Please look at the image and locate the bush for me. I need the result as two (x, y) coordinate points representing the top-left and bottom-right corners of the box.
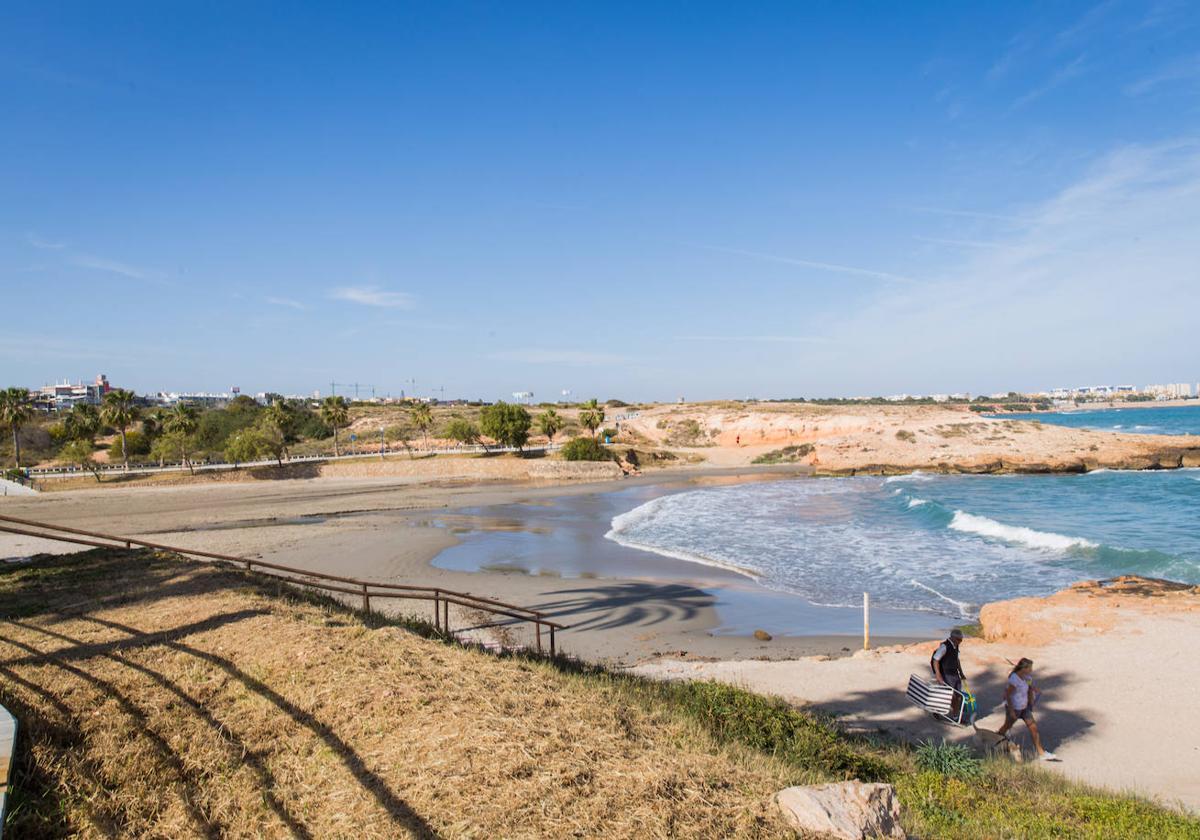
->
(108, 430), (151, 460)
(895, 430), (917, 443)
(480, 401), (531, 449)
(195, 407), (258, 451)
(561, 436), (612, 462)
(915, 739), (983, 780)
(293, 409), (331, 440)
(751, 444), (813, 465)
(444, 418), (480, 446)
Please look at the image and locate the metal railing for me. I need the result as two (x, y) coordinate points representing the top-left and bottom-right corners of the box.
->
(0, 514), (565, 656)
(24, 442), (564, 478)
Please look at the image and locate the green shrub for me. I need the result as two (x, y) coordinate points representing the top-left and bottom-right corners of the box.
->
(108, 430), (150, 459)
(915, 739), (983, 780)
(561, 436), (612, 461)
(480, 401), (531, 449)
(895, 429), (917, 443)
(195, 407), (258, 451)
(444, 418), (480, 446)
(751, 443), (813, 465)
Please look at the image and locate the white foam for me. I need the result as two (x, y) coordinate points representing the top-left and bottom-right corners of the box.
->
(885, 470), (933, 483)
(909, 579), (975, 619)
(948, 510), (1097, 552)
(907, 497), (929, 508)
(605, 495), (763, 581)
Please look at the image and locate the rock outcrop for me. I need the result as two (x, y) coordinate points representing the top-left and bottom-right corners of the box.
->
(775, 781), (905, 839)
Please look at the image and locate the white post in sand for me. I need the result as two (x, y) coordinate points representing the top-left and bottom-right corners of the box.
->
(863, 592), (870, 650)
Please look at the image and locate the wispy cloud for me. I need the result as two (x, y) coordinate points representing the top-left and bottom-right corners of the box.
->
(488, 349), (630, 366)
(906, 206), (1034, 226)
(1054, 0), (1118, 49)
(71, 254), (168, 283)
(912, 235), (1009, 250)
(330, 285), (415, 308)
(701, 245), (915, 283)
(26, 233), (66, 250)
(1124, 53), (1200, 97)
(674, 335), (827, 344)
(1011, 53), (1089, 110)
(265, 296), (306, 310)
(988, 29), (1038, 81)
(828, 139), (1200, 391)
(0, 333), (149, 365)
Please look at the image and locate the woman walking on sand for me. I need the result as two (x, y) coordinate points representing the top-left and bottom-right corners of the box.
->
(997, 658), (1059, 761)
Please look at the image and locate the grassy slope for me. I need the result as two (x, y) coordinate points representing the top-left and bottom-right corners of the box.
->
(0, 551), (1196, 839)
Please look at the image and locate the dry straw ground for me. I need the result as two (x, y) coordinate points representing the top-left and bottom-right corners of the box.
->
(0, 550), (796, 838)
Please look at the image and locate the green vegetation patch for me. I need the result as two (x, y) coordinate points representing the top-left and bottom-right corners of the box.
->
(751, 444), (814, 464)
(560, 436), (613, 461)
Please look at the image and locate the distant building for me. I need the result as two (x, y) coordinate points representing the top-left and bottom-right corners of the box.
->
(33, 374), (111, 411)
(1144, 383), (1192, 399)
(154, 391), (235, 407)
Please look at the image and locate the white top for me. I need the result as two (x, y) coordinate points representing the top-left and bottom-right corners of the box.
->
(932, 642), (949, 661)
(1008, 673), (1031, 710)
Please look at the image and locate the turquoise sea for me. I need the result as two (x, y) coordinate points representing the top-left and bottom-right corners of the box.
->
(997, 404), (1200, 435)
(607, 470), (1200, 620)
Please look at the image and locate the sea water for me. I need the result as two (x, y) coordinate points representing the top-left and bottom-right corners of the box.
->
(606, 471), (1200, 620)
(997, 404), (1200, 435)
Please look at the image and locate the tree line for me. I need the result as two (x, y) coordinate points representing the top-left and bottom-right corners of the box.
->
(0, 388), (614, 477)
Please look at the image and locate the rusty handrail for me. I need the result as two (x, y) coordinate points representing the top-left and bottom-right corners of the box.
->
(0, 514), (564, 656)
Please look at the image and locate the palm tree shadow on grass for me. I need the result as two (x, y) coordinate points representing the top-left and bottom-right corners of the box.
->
(0, 552), (442, 839)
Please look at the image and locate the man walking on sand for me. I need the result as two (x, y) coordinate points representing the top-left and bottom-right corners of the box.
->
(931, 629), (966, 718)
(931, 629), (965, 692)
(997, 657), (1058, 761)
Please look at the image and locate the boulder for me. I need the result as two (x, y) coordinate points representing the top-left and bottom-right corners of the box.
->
(775, 781), (905, 839)
(753, 629), (772, 641)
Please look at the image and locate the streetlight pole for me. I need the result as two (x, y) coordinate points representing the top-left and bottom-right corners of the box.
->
(379, 427), (385, 459)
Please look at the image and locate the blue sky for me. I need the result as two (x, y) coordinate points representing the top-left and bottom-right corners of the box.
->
(3, 2), (1199, 401)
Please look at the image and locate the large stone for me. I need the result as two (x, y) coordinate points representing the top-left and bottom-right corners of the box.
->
(775, 781), (905, 839)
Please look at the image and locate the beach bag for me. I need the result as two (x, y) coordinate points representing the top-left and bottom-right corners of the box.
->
(961, 685), (978, 725)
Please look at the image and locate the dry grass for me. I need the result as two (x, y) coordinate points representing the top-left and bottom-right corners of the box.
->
(0, 550), (795, 839)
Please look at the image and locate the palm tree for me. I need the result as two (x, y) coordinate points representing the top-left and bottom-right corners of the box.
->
(64, 403), (101, 442)
(0, 388), (33, 469)
(411, 403), (434, 449)
(320, 396), (350, 457)
(141, 406), (166, 438)
(537, 408), (562, 444)
(101, 389), (140, 470)
(264, 400), (297, 460)
(163, 403), (200, 472)
(578, 398), (605, 439)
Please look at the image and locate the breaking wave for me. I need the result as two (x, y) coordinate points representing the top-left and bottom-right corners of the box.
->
(947, 511), (1098, 552)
